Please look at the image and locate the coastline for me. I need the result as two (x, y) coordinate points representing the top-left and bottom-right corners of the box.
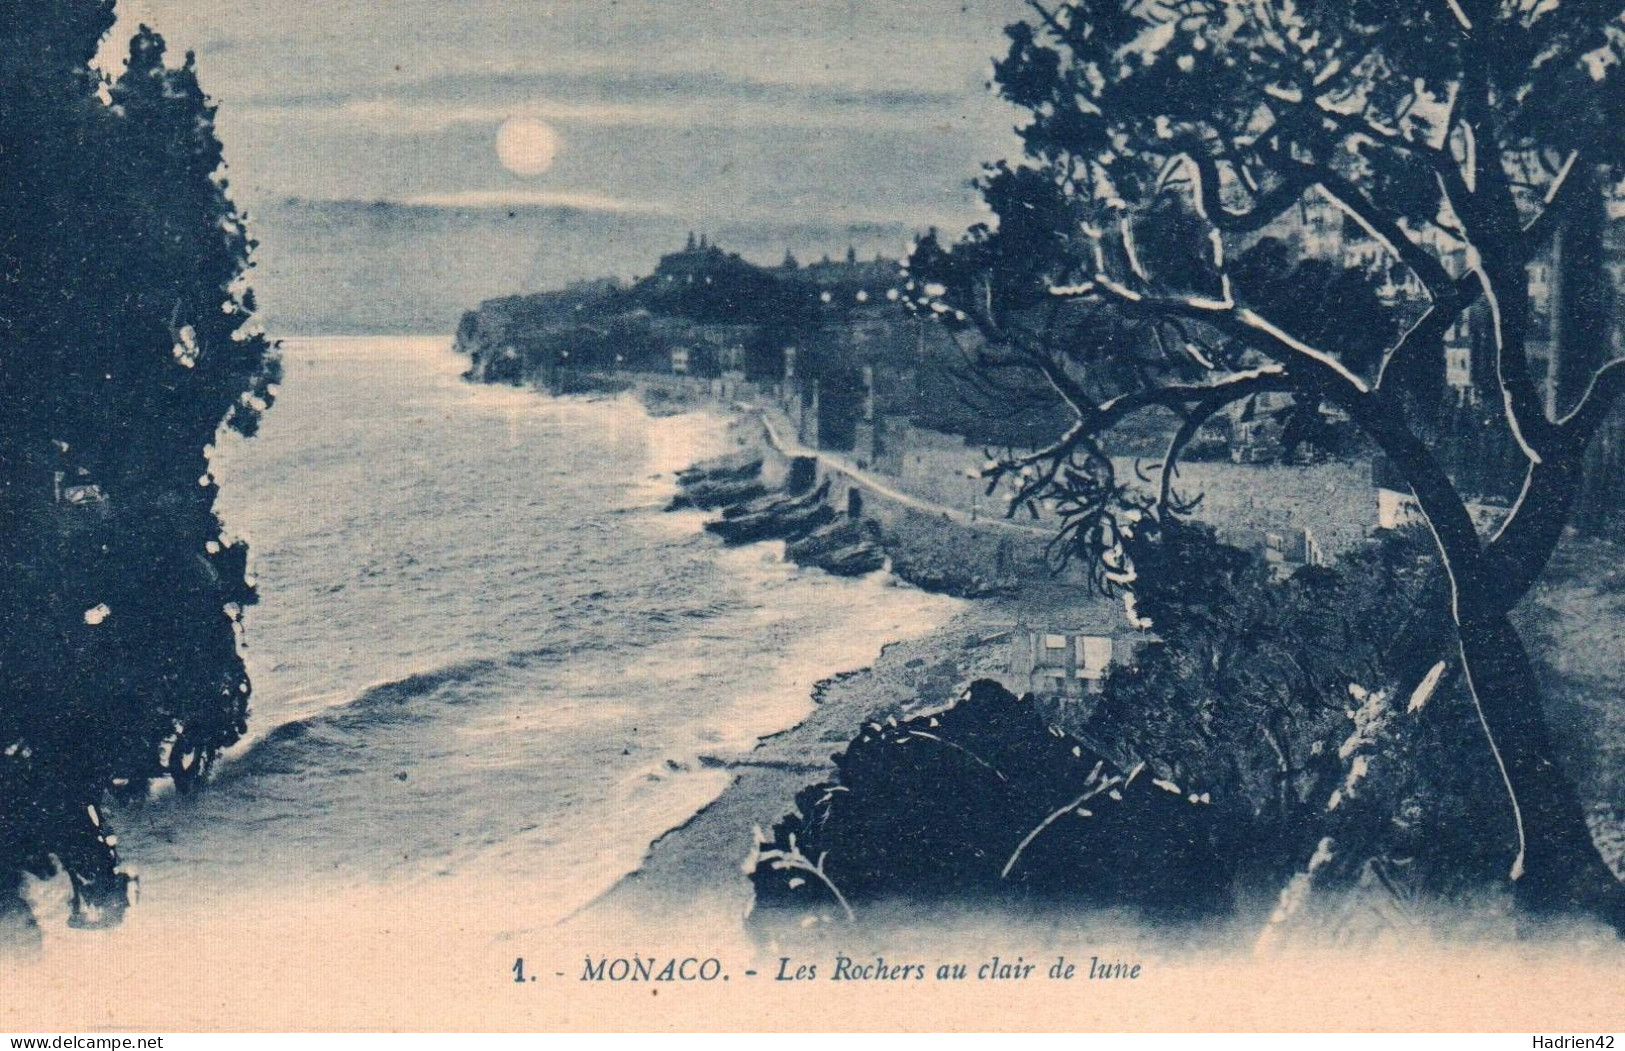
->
(579, 603), (1012, 928)
(579, 385), (1073, 930)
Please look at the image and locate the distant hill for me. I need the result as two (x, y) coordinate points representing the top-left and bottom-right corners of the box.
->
(243, 197), (922, 337)
(454, 232), (1077, 450)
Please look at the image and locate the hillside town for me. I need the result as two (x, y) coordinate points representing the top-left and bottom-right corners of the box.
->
(455, 182), (1625, 607)
(456, 189), (1625, 708)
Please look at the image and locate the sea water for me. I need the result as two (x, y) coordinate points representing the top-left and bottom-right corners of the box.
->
(25, 335), (960, 946)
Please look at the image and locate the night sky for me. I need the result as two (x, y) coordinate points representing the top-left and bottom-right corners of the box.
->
(110, 1), (1031, 332)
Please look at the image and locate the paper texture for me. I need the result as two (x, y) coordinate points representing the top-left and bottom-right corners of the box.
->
(2, 0), (1622, 1033)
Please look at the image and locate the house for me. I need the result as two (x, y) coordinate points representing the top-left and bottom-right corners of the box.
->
(1444, 310), (1474, 397)
(53, 470), (106, 506)
(1261, 527), (1325, 580)
(1008, 606), (1141, 702)
(1225, 390), (1292, 462)
(695, 323), (754, 373)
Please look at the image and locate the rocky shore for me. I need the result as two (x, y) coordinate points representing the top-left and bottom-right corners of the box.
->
(579, 603), (1016, 928)
(580, 408), (1093, 931)
(659, 414), (1043, 597)
(581, 395), (1625, 946)
(670, 453), (888, 579)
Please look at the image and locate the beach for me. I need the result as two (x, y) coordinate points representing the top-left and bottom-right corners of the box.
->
(577, 397), (1127, 933)
(586, 604), (1006, 927)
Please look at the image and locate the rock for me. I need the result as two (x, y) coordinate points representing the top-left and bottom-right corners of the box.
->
(676, 455), (762, 487)
(887, 548), (1015, 597)
(668, 477), (768, 512)
(706, 482), (834, 544)
(721, 485), (820, 520)
(707, 500), (835, 545)
(748, 680), (1235, 927)
(784, 519), (875, 561)
(809, 542), (886, 577)
(668, 455), (767, 510)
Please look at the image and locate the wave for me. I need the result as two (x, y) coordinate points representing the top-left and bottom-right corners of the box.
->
(217, 641), (581, 783)
(70, 336), (966, 957)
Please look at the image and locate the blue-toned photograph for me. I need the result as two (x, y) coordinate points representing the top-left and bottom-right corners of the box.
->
(1, 0), (1622, 1035)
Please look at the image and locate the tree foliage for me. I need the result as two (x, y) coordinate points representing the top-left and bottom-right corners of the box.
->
(0, 5), (278, 938)
(1088, 524), (1513, 901)
(910, 0), (1625, 929)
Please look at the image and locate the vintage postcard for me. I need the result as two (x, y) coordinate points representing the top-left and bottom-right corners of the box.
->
(2, 0), (1623, 1036)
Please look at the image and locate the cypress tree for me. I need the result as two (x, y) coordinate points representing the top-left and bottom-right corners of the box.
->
(0, 5), (277, 943)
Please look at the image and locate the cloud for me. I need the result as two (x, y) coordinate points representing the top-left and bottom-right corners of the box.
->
(397, 189), (672, 214)
(341, 96), (690, 132)
(231, 67), (994, 135)
(273, 192), (975, 234)
(385, 68), (965, 111)
(236, 95), (992, 137)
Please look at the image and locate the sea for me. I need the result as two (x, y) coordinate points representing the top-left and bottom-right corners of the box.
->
(24, 334), (960, 957)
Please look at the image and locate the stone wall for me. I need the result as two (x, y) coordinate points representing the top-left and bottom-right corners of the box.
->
(748, 414), (1071, 593)
(869, 422), (1384, 563)
(1138, 457), (1381, 560)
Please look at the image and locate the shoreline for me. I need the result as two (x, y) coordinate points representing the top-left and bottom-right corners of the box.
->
(576, 545), (1625, 945)
(548, 380), (1625, 939)
(580, 387), (1072, 929)
(577, 603), (1013, 929)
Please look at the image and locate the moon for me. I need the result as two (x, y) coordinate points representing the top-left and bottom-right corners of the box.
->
(496, 117), (559, 176)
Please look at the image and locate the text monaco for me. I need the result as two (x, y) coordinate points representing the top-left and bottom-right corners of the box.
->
(580, 956), (726, 982)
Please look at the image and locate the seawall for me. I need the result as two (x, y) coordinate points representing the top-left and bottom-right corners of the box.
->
(726, 407), (1080, 598)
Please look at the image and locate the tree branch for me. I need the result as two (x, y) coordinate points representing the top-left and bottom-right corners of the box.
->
(1559, 357), (1625, 441)
(1156, 381), (1292, 517)
(1314, 99), (1477, 224)
(1454, 50), (1559, 461)
(1345, 393), (1489, 611)
(1314, 166), (1460, 306)
(1441, 0), (1475, 32)
(1516, 149), (1583, 262)
(992, 367), (1294, 478)
(1178, 148), (1311, 234)
(954, 293), (1099, 421)
(1058, 277), (1373, 407)
(1175, 114), (1470, 392)
(1477, 453), (1585, 615)
(1376, 272), (1481, 390)
(1477, 358), (1625, 612)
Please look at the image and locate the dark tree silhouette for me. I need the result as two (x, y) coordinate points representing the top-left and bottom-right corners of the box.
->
(0, 5), (277, 940)
(911, 0), (1625, 930)
(1086, 523), (1517, 910)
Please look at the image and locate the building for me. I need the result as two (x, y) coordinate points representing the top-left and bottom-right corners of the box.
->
(1022, 630), (1115, 694)
(695, 323), (754, 373)
(1008, 605), (1146, 713)
(1203, 525), (1329, 580)
(800, 246), (901, 295)
(53, 470), (106, 506)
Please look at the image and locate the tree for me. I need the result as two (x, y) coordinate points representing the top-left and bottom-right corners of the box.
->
(910, 0), (1625, 930)
(0, 6), (277, 940)
(1086, 523), (1513, 907)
